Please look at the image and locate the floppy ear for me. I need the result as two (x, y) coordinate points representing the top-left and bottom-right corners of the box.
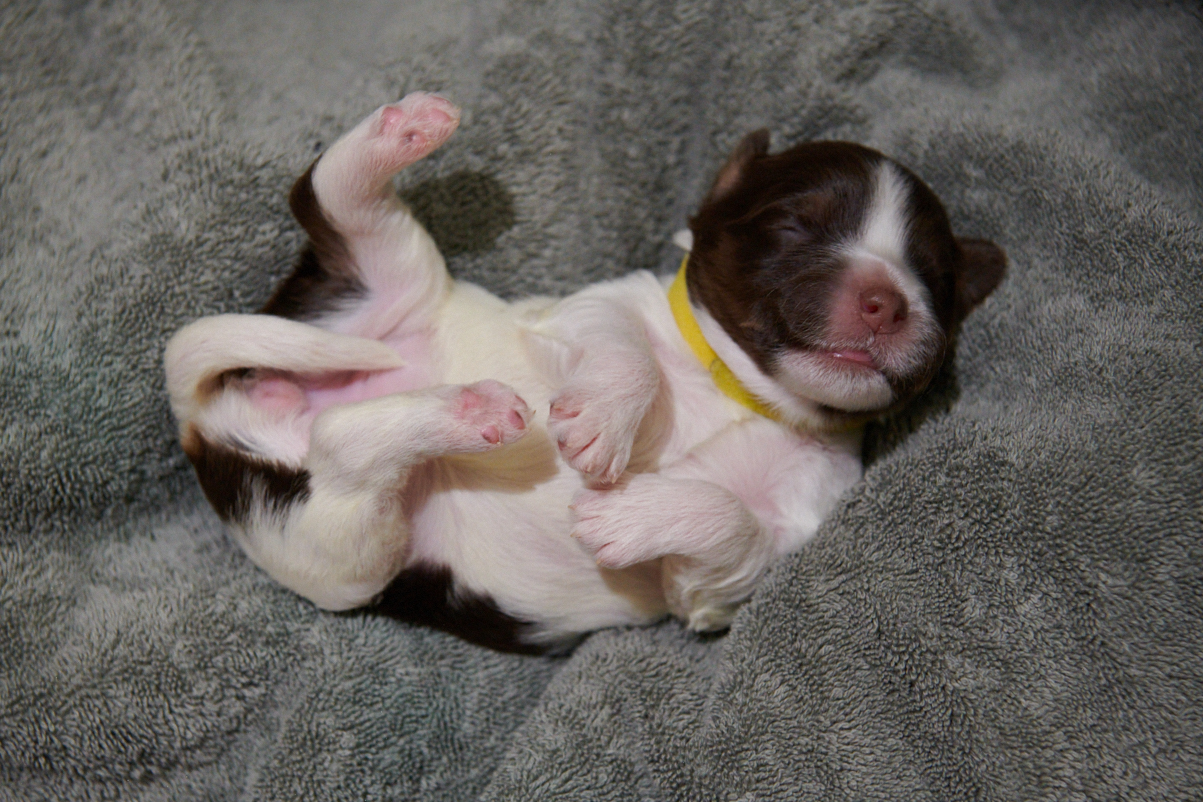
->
(703, 129), (770, 205)
(954, 237), (1007, 321)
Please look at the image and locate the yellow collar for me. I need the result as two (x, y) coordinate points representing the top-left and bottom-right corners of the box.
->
(668, 255), (784, 423)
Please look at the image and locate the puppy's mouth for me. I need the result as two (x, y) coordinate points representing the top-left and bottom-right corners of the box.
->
(773, 348), (894, 412)
(823, 349), (878, 372)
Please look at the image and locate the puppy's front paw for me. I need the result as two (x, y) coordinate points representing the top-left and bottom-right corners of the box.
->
(553, 370), (659, 483)
(448, 380), (532, 450)
(569, 477), (675, 568)
(550, 389), (635, 483)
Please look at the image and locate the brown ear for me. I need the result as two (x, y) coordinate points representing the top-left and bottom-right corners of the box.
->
(954, 237), (1007, 320)
(703, 129), (770, 205)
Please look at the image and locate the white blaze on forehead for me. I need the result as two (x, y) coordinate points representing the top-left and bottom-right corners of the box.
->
(842, 161), (931, 314)
(858, 161), (909, 263)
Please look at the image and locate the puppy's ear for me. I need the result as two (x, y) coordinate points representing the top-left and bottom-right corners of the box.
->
(953, 237), (1007, 320)
(704, 129), (770, 205)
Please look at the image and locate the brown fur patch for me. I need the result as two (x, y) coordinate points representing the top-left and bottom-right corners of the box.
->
(261, 160), (367, 321)
(372, 564), (553, 655)
(182, 425), (310, 523)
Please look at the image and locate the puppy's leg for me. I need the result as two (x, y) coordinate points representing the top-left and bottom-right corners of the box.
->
(540, 294), (662, 483)
(231, 380), (532, 611)
(572, 420), (861, 630)
(572, 473), (772, 630)
(269, 92), (462, 336)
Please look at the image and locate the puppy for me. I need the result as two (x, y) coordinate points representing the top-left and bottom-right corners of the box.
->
(165, 92), (1005, 653)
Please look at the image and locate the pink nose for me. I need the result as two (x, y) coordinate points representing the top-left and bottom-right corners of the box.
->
(860, 288), (907, 334)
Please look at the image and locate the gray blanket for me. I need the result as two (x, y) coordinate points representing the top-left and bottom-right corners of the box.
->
(2, 0), (1200, 798)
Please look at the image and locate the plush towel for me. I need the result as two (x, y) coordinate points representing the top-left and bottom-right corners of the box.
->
(2, 0), (1200, 798)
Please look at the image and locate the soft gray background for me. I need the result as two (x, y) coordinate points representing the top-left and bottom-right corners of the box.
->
(1, 0), (1200, 799)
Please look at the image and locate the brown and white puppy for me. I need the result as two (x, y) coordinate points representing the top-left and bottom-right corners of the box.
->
(164, 93), (1005, 653)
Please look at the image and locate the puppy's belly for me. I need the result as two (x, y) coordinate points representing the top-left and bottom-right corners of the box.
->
(241, 281), (672, 634)
(406, 454), (668, 635)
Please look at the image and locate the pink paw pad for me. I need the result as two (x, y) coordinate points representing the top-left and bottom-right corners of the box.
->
(452, 380), (531, 448)
(375, 92), (461, 163)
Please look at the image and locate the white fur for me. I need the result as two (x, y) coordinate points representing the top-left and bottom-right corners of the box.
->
(164, 94), (872, 643)
(855, 162), (910, 267)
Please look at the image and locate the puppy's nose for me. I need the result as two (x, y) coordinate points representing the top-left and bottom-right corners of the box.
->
(860, 288), (907, 334)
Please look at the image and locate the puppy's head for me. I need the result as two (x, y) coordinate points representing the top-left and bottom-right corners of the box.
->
(686, 132), (1006, 431)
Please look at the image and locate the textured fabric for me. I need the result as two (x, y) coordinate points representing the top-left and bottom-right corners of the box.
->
(1, 0), (1200, 799)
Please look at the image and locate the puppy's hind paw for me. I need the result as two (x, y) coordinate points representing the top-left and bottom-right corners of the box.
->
(371, 92), (461, 169)
(450, 380), (532, 450)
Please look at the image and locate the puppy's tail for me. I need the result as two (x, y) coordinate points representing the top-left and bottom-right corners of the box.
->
(164, 314), (405, 422)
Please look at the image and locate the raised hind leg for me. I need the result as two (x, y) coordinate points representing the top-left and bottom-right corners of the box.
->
(265, 91), (462, 339)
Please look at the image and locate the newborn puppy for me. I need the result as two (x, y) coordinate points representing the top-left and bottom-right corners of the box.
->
(164, 92), (1005, 653)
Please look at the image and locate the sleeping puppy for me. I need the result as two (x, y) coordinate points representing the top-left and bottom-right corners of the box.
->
(164, 92), (1005, 653)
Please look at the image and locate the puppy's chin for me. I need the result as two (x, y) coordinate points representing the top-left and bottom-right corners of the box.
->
(773, 350), (894, 413)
